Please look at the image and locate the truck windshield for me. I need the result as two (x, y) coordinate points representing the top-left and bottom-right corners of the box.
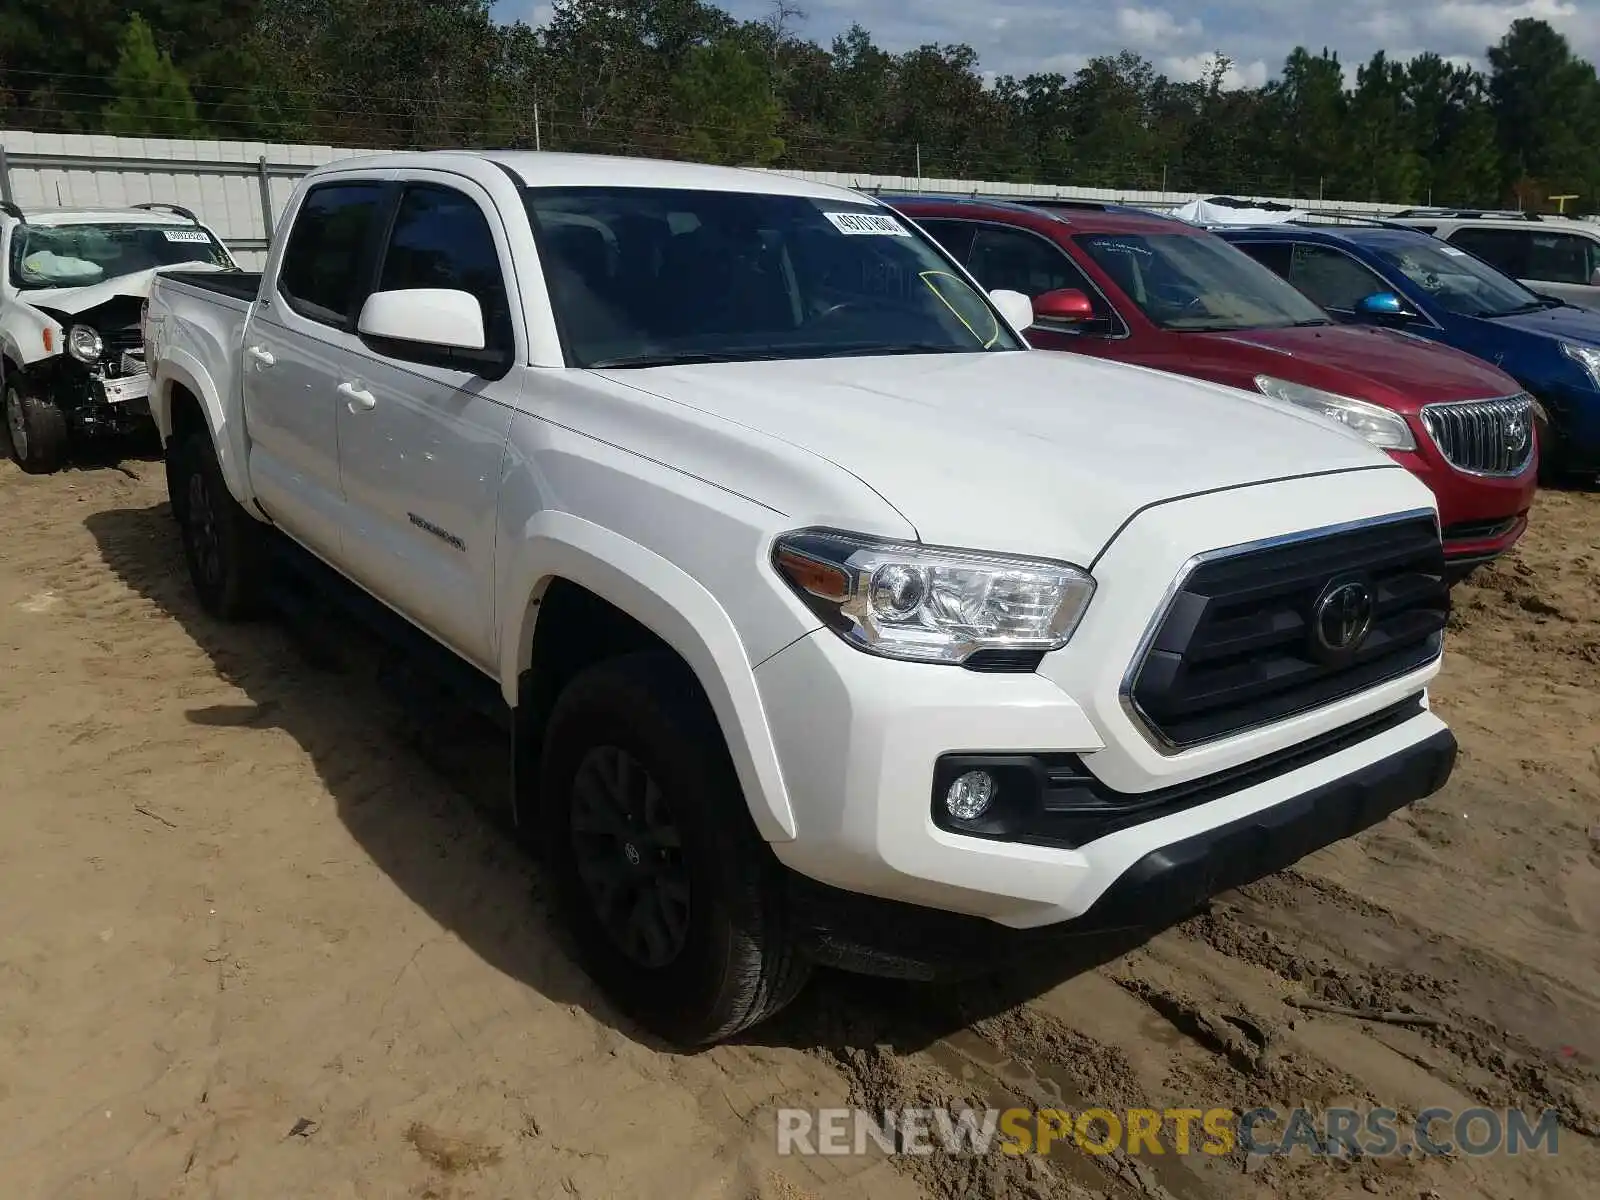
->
(1076, 232), (1333, 331)
(8, 222), (233, 291)
(1367, 240), (1549, 318)
(523, 187), (1024, 367)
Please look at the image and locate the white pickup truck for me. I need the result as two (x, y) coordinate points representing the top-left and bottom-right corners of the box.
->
(144, 151), (1458, 1045)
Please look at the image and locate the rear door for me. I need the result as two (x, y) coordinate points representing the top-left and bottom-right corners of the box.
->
(332, 176), (520, 673)
(243, 178), (389, 562)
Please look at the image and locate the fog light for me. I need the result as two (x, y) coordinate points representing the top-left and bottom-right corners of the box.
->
(945, 770), (996, 820)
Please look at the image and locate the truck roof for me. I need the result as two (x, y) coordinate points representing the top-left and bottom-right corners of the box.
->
(307, 149), (868, 202)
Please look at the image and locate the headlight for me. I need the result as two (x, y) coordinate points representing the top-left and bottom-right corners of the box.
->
(1254, 375), (1416, 451)
(1561, 342), (1600, 389)
(772, 529), (1095, 665)
(67, 325), (103, 364)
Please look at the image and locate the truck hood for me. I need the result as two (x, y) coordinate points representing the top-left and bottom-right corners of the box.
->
(599, 350), (1395, 563)
(1195, 323), (1520, 410)
(20, 262), (229, 317)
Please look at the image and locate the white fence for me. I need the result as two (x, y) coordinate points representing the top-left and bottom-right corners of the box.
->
(0, 129), (1402, 269)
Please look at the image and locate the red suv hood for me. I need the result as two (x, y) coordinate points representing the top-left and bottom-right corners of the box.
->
(1192, 324), (1519, 413)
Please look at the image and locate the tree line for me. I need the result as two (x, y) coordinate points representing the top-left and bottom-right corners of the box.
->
(2, 0), (1598, 212)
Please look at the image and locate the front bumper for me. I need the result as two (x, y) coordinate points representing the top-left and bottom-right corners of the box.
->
(1386, 446), (1534, 565)
(785, 720), (1455, 978)
(756, 626), (1448, 933)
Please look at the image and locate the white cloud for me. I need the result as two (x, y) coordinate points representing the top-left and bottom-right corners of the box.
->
(1163, 53), (1270, 89)
(1116, 7), (1205, 48)
(500, 0), (1600, 81)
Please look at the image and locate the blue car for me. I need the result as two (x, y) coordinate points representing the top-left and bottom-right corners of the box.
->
(1217, 223), (1600, 481)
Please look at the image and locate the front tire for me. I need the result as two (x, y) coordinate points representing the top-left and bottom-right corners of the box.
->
(4, 374), (69, 474)
(169, 430), (265, 619)
(538, 653), (810, 1046)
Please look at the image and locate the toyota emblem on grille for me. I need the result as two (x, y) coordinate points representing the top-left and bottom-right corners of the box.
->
(1311, 578), (1375, 660)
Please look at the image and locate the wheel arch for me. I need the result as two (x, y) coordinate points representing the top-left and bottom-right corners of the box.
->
(152, 352), (253, 507)
(501, 511), (798, 843)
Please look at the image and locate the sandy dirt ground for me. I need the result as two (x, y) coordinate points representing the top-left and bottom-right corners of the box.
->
(1, 448), (1597, 1200)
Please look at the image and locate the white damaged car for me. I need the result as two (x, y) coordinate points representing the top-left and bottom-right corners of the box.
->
(0, 201), (237, 473)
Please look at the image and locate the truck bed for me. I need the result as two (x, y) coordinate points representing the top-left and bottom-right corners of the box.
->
(160, 269), (263, 303)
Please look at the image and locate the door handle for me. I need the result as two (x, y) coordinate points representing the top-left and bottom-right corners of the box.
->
(338, 380), (376, 411)
(246, 345), (276, 367)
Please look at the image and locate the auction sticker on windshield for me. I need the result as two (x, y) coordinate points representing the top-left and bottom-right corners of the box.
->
(162, 229), (211, 243)
(824, 211), (911, 237)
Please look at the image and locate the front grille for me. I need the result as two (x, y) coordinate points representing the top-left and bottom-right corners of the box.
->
(98, 327), (146, 379)
(1125, 515), (1448, 750)
(1420, 394), (1535, 476)
(100, 326), (143, 357)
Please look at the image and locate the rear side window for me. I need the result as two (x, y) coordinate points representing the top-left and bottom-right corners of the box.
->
(278, 182), (387, 326)
(1526, 231), (1599, 285)
(377, 184), (513, 352)
(1447, 227), (1531, 278)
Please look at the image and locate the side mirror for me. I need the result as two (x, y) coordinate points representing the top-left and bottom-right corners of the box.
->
(989, 288), (1035, 334)
(359, 288), (486, 351)
(1588, 267), (1600, 288)
(1031, 288), (1096, 325)
(1354, 291), (1417, 321)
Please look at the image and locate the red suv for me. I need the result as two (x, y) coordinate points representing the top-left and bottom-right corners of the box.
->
(890, 196), (1539, 579)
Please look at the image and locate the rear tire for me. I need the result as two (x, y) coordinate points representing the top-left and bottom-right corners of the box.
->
(538, 652), (810, 1046)
(169, 430), (265, 620)
(4, 374), (69, 475)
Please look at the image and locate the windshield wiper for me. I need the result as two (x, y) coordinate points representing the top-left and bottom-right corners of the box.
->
(1289, 318), (1334, 327)
(1492, 297), (1565, 317)
(586, 351), (784, 368)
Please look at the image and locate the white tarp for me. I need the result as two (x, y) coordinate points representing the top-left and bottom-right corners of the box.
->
(1170, 198), (1307, 226)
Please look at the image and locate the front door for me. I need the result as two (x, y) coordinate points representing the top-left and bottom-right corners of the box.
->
(333, 178), (520, 673)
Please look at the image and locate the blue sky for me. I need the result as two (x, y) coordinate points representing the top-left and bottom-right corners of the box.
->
(504, 1), (1600, 89)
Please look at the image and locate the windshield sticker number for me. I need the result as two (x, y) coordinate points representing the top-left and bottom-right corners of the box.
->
(824, 211), (911, 237)
(162, 229), (210, 243)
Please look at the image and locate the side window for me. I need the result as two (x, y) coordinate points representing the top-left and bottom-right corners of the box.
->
(1524, 232), (1598, 285)
(1229, 240), (1292, 278)
(914, 219), (976, 264)
(277, 182), (387, 327)
(1447, 228), (1530, 278)
(1286, 243), (1391, 311)
(377, 184), (513, 353)
(966, 226), (1116, 330)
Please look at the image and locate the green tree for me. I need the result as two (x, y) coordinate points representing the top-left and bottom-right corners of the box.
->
(1488, 18), (1600, 205)
(1403, 53), (1500, 206)
(1347, 52), (1424, 202)
(103, 13), (207, 136)
(671, 39), (783, 164)
(1260, 47), (1348, 198)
